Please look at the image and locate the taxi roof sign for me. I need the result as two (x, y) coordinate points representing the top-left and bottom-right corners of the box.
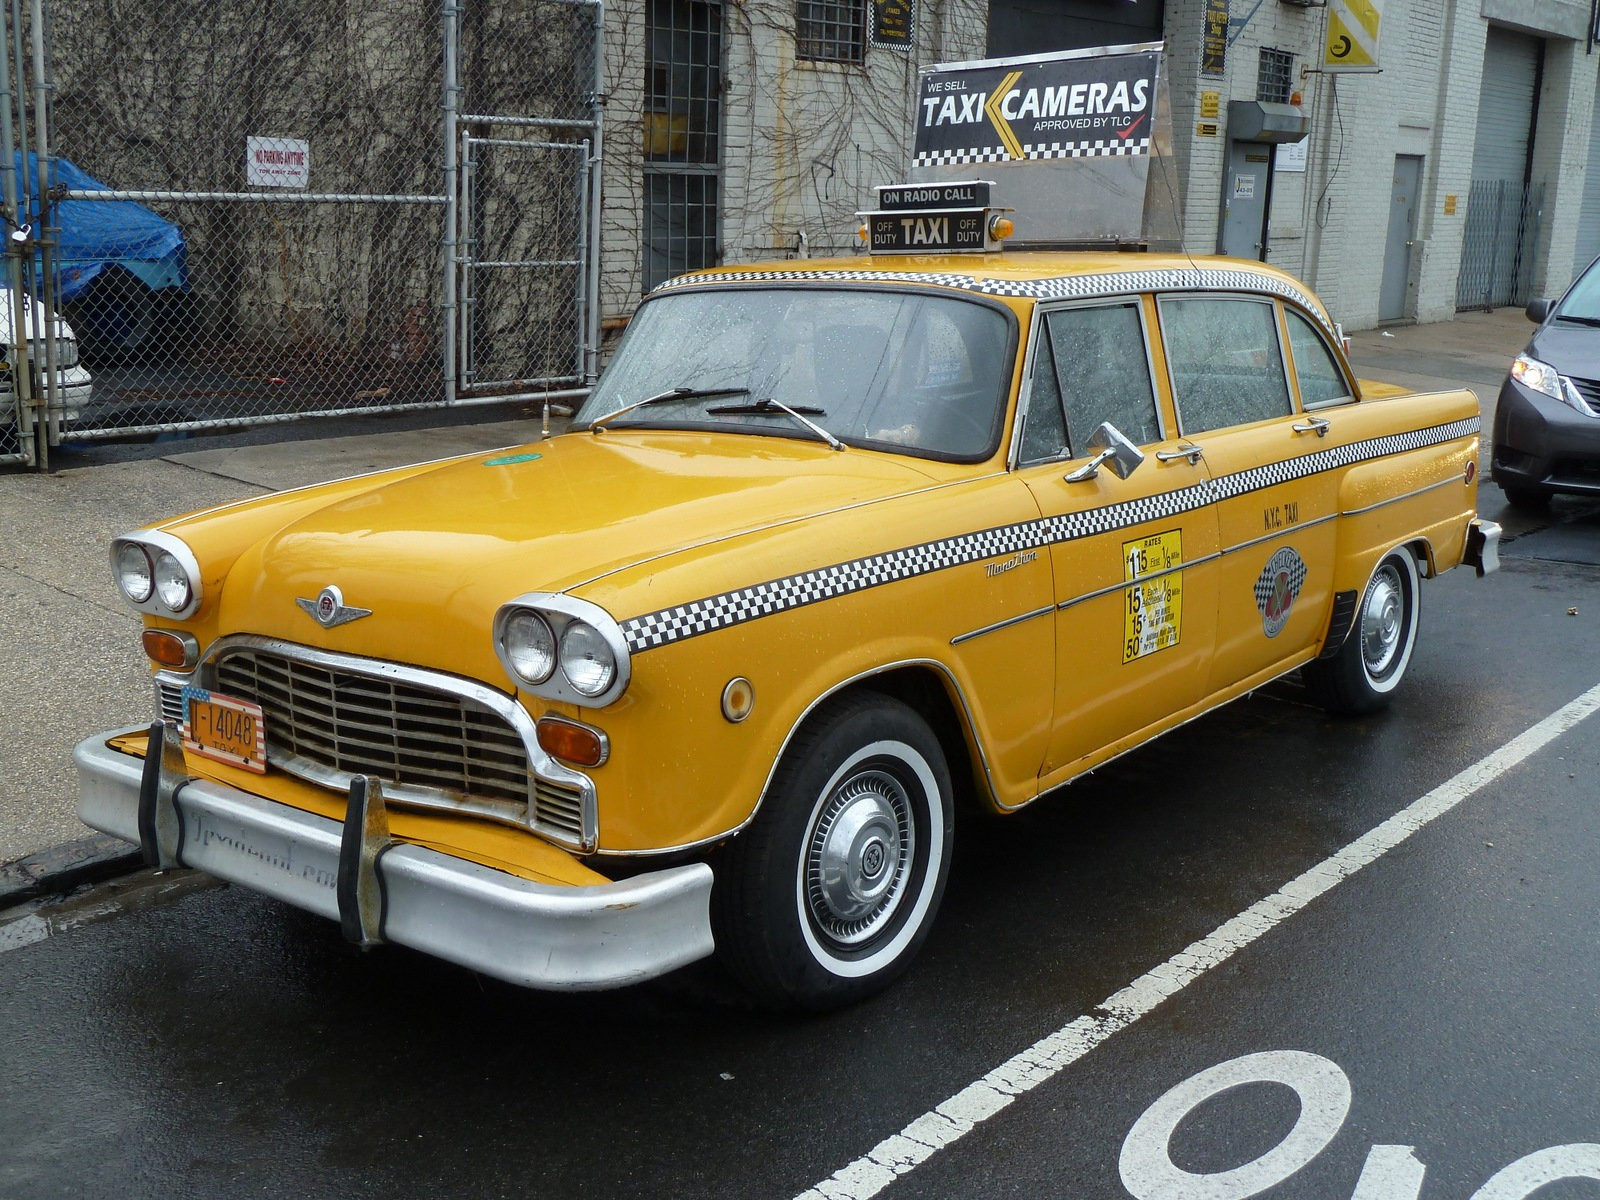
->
(859, 181), (1010, 254)
(876, 181), (993, 210)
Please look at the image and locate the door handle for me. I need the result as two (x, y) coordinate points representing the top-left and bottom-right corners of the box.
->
(1292, 416), (1331, 437)
(1155, 441), (1204, 464)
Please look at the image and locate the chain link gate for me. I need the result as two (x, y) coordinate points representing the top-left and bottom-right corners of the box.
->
(0, 0), (601, 468)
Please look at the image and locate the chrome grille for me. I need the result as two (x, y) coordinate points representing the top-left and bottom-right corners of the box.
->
(1567, 375), (1600, 415)
(218, 653), (530, 802)
(155, 641), (595, 849)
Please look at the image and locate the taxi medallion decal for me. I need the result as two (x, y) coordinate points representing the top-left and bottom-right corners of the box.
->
(296, 585), (374, 629)
(1256, 547), (1307, 638)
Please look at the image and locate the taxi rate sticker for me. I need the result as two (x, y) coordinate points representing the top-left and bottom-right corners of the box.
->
(1123, 530), (1183, 664)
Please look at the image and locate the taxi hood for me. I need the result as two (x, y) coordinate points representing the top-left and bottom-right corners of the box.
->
(174, 431), (952, 669)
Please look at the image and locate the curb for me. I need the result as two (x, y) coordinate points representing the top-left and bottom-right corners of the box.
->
(0, 834), (145, 908)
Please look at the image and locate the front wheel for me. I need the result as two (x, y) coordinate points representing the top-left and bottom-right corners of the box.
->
(712, 693), (954, 1010)
(1303, 548), (1422, 715)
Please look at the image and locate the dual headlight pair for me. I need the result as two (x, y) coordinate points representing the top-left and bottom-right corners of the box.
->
(493, 594), (631, 708)
(111, 532), (201, 619)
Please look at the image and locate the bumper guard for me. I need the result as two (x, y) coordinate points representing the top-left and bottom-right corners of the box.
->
(75, 723), (715, 990)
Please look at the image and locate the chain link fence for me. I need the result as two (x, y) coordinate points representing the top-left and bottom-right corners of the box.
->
(1, 0), (602, 466)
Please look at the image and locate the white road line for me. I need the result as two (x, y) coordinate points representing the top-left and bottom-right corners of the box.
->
(797, 683), (1600, 1200)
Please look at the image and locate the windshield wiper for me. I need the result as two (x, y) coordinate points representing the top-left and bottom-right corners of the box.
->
(587, 386), (751, 432)
(706, 396), (844, 451)
(1554, 314), (1600, 327)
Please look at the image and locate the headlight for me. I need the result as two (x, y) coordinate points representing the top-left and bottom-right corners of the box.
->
(493, 595), (631, 707)
(109, 532), (201, 618)
(1510, 353), (1595, 414)
(559, 620), (616, 697)
(153, 552), (192, 612)
(115, 542), (154, 604)
(501, 610), (557, 684)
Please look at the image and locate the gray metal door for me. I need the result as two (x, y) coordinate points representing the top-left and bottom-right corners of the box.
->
(1219, 141), (1271, 260)
(1380, 155), (1422, 322)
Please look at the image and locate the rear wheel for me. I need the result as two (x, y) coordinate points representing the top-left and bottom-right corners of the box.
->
(712, 692), (953, 1010)
(1304, 549), (1421, 715)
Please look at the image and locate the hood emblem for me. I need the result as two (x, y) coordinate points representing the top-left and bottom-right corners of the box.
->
(296, 585), (373, 629)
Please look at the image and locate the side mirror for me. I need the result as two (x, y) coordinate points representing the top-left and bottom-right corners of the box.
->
(1064, 421), (1145, 484)
(1525, 298), (1554, 324)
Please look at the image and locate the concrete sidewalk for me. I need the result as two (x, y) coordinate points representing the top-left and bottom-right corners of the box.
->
(0, 308), (1538, 901)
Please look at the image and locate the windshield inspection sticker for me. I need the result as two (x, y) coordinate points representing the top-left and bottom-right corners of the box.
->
(1255, 546), (1307, 638)
(1123, 530), (1183, 663)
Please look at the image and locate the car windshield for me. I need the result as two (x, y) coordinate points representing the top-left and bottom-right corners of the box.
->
(578, 286), (1013, 459)
(1557, 259), (1600, 322)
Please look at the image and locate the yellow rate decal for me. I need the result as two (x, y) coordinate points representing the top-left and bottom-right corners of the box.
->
(1123, 530), (1183, 664)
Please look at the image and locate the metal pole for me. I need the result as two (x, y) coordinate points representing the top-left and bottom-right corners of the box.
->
(586, 0), (605, 385)
(29, 0), (56, 465)
(8, 0), (36, 467)
(441, 0), (460, 407)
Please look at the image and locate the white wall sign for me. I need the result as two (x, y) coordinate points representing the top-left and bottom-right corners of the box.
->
(1276, 139), (1308, 173)
(247, 136), (310, 188)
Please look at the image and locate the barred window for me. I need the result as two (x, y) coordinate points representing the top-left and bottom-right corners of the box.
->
(644, 0), (722, 291)
(797, 0), (864, 63)
(1257, 48), (1294, 104)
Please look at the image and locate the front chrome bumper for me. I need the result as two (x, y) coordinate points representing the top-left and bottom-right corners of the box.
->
(74, 725), (715, 990)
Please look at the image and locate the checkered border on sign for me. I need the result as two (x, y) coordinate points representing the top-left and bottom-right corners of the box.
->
(619, 417), (1481, 653)
(912, 139), (1150, 167)
(651, 266), (1333, 339)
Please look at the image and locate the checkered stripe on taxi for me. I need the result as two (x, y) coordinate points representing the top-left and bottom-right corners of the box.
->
(619, 416), (1481, 653)
(653, 266), (1328, 334)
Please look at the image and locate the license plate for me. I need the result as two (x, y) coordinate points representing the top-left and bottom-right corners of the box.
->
(181, 687), (267, 774)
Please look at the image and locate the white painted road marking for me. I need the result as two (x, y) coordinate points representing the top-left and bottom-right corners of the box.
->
(796, 683), (1600, 1200)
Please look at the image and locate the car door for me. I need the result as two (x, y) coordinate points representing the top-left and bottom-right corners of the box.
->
(1154, 293), (1357, 696)
(1016, 296), (1221, 789)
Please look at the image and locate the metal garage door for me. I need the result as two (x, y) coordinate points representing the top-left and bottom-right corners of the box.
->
(1571, 84), (1600, 281)
(1458, 27), (1543, 310)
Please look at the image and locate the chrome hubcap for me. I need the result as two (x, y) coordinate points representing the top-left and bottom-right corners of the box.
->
(805, 769), (913, 946)
(1360, 564), (1404, 678)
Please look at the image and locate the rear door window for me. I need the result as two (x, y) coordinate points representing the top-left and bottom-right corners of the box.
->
(1160, 295), (1292, 433)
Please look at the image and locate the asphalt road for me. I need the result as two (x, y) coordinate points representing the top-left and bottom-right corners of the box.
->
(2, 506), (1596, 1200)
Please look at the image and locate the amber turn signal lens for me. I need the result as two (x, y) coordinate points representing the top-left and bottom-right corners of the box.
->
(987, 215), (1014, 241)
(142, 628), (197, 669)
(537, 715), (607, 767)
(857, 224), (869, 242)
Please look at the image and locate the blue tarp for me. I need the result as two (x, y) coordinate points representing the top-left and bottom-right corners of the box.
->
(8, 154), (187, 303)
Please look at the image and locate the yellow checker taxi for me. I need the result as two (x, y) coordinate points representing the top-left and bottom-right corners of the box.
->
(77, 184), (1500, 1009)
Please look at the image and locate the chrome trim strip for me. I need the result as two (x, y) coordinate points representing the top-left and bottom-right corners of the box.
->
(1219, 511), (1339, 557)
(1056, 551), (1224, 613)
(73, 730), (714, 991)
(1340, 475), (1459, 518)
(950, 604), (1055, 646)
(168, 635), (599, 853)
